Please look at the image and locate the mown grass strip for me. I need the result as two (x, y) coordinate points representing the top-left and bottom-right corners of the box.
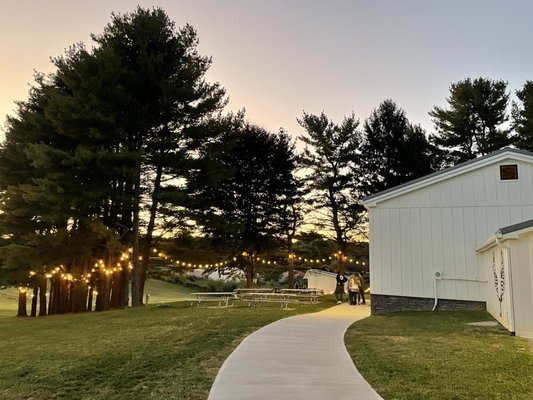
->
(346, 311), (533, 400)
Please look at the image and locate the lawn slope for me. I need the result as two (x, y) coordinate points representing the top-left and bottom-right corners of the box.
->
(0, 294), (335, 399)
(346, 311), (533, 400)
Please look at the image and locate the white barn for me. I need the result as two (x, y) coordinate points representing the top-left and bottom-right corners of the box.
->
(303, 269), (339, 295)
(362, 148), (533, 337)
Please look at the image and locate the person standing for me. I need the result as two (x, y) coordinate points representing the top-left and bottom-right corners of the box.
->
(356, 272), (367, 304)
(348, 273), (359, 305)
(335, 272), (348, 304)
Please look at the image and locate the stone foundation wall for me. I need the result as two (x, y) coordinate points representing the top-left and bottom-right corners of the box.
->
(371, 294), (486, 314)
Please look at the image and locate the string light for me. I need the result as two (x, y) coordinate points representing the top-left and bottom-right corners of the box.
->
(16, 249), (368, 294)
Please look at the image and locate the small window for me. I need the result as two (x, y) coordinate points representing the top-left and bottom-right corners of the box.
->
(500, 164), (518, 180)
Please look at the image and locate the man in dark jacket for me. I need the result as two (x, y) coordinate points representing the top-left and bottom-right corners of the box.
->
(335, 272), (348, 304)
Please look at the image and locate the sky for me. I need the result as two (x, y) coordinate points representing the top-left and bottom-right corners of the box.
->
(2, 0), (533, 144)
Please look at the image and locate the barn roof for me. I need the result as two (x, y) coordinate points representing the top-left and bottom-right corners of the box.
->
(499, 218), (533, 235)
(303, 269), (338, 278)
(362, 147), (533, 208)
(477, 218), (533, 253)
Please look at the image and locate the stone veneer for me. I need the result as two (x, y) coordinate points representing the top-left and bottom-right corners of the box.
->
(371, 294), (486, 314)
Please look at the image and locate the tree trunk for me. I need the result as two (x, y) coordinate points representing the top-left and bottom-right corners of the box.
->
(48, 277), (54, 315)
(120, 180), (133, 308)
(110, 267), (122, 308)
(17, 289), (27, 317)
(70, 281), (85, 313)
(139, 164), (163, 305)
(336, 246), (346, 276)
(245, 266), (254, 288)
(288, 250), (295, 289)
(38, 276), (47, 316)
(103, 266), (112, 311)
(79, 285), (88, 312)
(329, 189), (346, 274)
(119, 267), (129, 308)
(30, 285), (38, 317)
(95, 272), (105, 311)
(80, 258), (89, 312)
(60, 277), (70, 314)
(131, 179), (142, 307)
(49, 274), (61, 315)
(87, 286), (94, 312)
(245, 254), (255, 288)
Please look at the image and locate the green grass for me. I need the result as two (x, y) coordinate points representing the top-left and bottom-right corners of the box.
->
(346, 311), (533, 400)
(0, 279), (193, 315)
(0, 292), (336, 400)
(143, 279), (195, 304)
(7, 282), (531, 400)
(0, 286), (18, 317)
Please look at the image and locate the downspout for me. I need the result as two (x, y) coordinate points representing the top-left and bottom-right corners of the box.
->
(432, 271), (441, 311)
(495, 236), (516, 336)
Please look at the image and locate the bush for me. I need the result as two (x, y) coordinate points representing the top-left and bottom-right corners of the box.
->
(222, 280), (239, 292)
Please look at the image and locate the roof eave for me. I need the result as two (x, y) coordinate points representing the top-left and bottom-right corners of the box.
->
(362, 148), (533, 206)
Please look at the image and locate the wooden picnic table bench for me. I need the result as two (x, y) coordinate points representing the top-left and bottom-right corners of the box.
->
(233, 288), (274, 294)
(239, 292), (320, 310)
(279, 288), (324, 296)
(188, 292), (236, 308)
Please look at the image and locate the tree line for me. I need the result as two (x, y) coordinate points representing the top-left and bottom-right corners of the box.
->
(1, 7), (533, 317)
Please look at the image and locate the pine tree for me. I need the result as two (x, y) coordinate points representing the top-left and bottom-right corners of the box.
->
(0, 7), (226, 312)
(512, 80), (533, 152)
(189, 119), (300, 287)
(359, 100), (434, 196)
(298, 111), (364, 273)
(429, 77), (511, 165)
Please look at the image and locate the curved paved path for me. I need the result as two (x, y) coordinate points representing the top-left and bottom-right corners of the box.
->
(208, 303), (383, 400)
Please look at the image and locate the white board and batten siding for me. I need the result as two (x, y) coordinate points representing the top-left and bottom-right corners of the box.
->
(364, 148), (533, 303)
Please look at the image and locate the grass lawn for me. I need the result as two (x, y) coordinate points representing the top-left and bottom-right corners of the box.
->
(0, 279), (193, 316)
(143, 279), (195, 304)
(7, 281), (531, 400)
(346, 310), (533, 400)
(0, 286), (19, 318)
(0, 290), (336, 400)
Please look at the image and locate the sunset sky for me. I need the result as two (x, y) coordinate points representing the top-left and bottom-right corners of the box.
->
(2, 0), (533, 143)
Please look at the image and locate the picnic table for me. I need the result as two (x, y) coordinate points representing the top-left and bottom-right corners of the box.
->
(279, 288), (324, 296)
(239, 291), (320, 310)
(187, 288), (321, 310)
(188, 292), (236, 308)
(233, 288), (274, 293)
(233, 288), (274, 299)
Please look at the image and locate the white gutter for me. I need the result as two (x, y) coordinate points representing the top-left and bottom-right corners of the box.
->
(495, 236), (517, 336)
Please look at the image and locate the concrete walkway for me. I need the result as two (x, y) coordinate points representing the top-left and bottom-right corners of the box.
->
(208, 303), (383, 400)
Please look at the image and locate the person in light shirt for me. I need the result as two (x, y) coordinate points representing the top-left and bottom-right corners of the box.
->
(348, 273), (359, 305)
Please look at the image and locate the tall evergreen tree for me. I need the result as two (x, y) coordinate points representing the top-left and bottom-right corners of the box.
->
(88, 8), (226, 305)
(298, 111), (364, 273)
(512, 80), (533, 152)
(359, 99), (434, 196)
(0, 76), (97, 315)
(0, 7), (226, 312)
(429, 77), (511, 165)
(189, 119), (299, 287)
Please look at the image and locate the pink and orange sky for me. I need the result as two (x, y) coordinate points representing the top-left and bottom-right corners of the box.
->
(2, 0), (533, 143)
